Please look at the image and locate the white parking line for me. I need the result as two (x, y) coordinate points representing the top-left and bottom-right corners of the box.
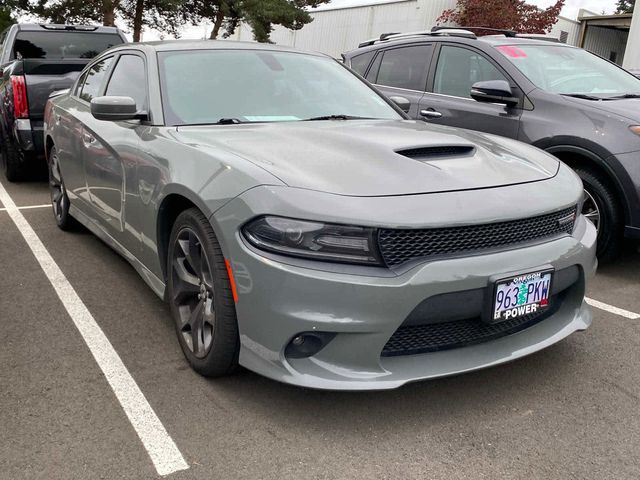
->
(0, 204), (51, 211)
(586, 297), (640, 320)
(0, 182), (189, 477)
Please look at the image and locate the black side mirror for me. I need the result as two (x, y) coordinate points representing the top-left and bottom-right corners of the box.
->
(389, 95), (411, 113)
(91, 96), (146, 121)
(470, 80), (519, 107)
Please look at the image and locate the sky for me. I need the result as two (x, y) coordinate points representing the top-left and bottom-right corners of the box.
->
(323, 0), (617, 19)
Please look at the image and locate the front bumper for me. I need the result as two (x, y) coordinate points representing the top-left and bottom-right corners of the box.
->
(211, 181), (597, 391)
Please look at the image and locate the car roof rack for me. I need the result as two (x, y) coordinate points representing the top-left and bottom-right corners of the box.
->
(431, 26), (518, 37)
(357, 28), (476, 48)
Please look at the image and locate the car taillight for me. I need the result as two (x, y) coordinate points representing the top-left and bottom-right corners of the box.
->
(11, 75), (29, 119)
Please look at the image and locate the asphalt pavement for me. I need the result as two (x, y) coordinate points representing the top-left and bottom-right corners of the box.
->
(1, 177), (639, 480)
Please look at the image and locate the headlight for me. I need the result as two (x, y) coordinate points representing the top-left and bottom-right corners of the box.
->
(242, 216), (383, 265)
(630, 125), (640, 136)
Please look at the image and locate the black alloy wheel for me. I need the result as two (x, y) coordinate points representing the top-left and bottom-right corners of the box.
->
(167, 208), (239, 376)
(171, 227), (216, 358)
(48, 146), (76, 230)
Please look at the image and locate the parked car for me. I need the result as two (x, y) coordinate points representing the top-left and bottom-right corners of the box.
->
(628, 69), (640, 79)
(343, 28), (640, 262)
(44, 41), (596, 390)
(0, 23), (126, 181)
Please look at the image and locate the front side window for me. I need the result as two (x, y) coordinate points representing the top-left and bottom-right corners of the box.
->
(79, 57), (113, 103)
(105, 54), (147, 110)
(495, 44), (640, 97)
(158, 50), (402, 126)
(374, 45), (431, 91)
(434, 45), (508, 98)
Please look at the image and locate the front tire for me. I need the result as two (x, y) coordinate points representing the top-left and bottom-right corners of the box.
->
(575, 167), (623, 263)
(167, 208), (239, 377)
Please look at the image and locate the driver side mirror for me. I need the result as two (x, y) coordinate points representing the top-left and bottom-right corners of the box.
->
(389, 95), (411, 113)
(91, 96), (147, 121)
(470, 80), (519, 108)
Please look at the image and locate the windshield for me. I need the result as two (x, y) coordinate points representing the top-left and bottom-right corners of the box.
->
(158, 49), (402, 125)
(495, 44), (640, 97)
(13, 32), (123, 60)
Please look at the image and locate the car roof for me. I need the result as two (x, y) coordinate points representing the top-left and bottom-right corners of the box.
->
(16, 23), (122, 34)
(128, 39), (325, 56)
(344, 32), (575, 57)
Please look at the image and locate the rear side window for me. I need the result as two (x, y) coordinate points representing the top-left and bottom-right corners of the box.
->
(350, 51), (375, 76)
(12, 32), (123, 60)
(373, 45), (432, 91)
(105, 54), (147, 110)
(433, 45), (508, 98)
(79, 57), (113, 103)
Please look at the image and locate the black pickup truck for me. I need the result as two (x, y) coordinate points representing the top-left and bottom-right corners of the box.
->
(0, 24), (126, 181)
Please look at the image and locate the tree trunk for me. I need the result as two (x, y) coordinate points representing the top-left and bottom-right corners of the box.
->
(102, 0), (120, 26)
(133, 0), (145, 41)
(210, 8), (225, 39)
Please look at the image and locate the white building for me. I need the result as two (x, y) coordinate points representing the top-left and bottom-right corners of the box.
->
(227, 0), (581, 58)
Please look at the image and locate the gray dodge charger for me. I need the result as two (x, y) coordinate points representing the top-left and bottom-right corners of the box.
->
(44, 41), (597, 390)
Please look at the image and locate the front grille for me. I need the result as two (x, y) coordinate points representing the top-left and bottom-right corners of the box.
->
(378, 206), (577, 267)
(381, 305), (557, 357)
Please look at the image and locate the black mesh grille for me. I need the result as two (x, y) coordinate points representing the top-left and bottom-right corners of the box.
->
(381, 305), (557, 357)
(378, 206), (577, 267)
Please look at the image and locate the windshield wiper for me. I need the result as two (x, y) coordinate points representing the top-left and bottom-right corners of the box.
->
(602, 93), (640, 100)
(214, 118), (245, 125)
(560, 93), (602, 101)
(302, 114), (375, 121)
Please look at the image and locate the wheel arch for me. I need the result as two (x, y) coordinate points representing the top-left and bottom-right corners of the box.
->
(156, 188), (218, 282)
(543, 144), (630, 225)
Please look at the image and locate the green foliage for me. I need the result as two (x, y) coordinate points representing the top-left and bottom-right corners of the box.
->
(177, 0), (330, 42)
(615, 0), (635, 14)
(17, 0), (330, 43)
(0, 7), (16, 32)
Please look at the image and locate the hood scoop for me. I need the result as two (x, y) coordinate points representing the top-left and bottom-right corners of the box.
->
(397, 145), (475, 161)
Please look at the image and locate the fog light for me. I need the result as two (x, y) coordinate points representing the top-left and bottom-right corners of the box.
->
(285, 332), (336, 359)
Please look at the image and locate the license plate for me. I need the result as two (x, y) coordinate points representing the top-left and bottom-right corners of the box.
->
(492, 270), (553, 322)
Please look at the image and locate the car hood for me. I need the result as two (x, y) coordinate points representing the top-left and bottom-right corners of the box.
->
(562, 96), (640, 123)
(175, 120), (559, 197)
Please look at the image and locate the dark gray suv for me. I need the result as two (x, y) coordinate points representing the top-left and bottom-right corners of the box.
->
(343, 28), (640, 262)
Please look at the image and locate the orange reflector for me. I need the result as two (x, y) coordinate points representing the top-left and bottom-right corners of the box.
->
(225, 259), (238, 303)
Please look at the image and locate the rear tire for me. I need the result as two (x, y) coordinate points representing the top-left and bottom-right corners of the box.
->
(167, 208), (240, 377)
(574, 167), (623, 263)
(1, 132), (25, 182)
(48, 146), (77, 231)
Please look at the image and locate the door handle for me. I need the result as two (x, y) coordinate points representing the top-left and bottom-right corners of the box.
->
(82, 132), (95, 146)
(420, 109), (443, 119)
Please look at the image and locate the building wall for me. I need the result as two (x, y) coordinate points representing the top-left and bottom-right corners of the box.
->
(229, 0), (580, 58)
(583, 26), (629, 64)
(550, 17), (580, 45)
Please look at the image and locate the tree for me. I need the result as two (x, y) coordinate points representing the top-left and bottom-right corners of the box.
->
(615, 0), (635, 14)
(438, 0), (565, 34)
(177, 0), (331, 42)
(0, 7), (16, 32)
